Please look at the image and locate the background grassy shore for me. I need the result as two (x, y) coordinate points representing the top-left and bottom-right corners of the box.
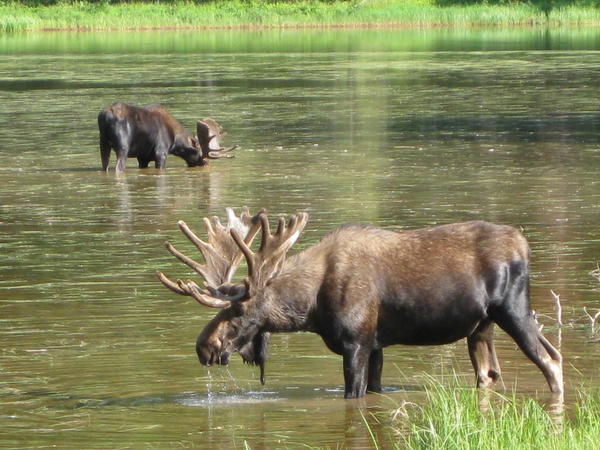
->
(1, 0), (600, 32)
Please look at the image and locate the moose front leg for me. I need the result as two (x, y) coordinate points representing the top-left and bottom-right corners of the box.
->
(115, 149), (128, 172)
(154, 152), (167, 169)
(367, 348), (383, 393)
(342, 344), (371, 399)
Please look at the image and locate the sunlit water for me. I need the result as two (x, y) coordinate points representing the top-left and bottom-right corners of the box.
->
(1, 28), (600, 447)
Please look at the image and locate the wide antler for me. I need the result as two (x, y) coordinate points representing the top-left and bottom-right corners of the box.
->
(231, 212), (309, 296)
(197, 118), (238, 159)
(157, 207), (263, 308)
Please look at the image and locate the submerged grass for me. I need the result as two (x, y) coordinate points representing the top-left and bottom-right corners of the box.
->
(2, 1), (600, 32)
(381, 382), (600, 449)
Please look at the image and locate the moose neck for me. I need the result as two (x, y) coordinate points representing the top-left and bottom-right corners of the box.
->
(261, 245), (326, 334)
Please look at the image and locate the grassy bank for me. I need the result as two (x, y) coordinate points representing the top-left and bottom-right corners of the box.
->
(374, 383), (600, 449)
(2, 1), (600, 32)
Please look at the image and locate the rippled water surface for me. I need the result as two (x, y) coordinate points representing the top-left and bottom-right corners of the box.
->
(1, 28), (600, 448)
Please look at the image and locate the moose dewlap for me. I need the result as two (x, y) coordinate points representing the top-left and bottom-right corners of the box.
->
(157, 207), (563, 399)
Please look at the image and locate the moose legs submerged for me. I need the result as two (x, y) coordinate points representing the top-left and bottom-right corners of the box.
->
(340, 344), (385, 399)
(467, 317), (563, 395)
(342, 313), (562, 399)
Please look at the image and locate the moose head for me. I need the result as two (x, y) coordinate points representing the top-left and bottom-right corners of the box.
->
(157, 207), (307, 384)
(173, 118), (238, 167)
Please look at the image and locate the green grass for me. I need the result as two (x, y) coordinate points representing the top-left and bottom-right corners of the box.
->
(2, 1), (600, 32)
(379, 383), (600, 449)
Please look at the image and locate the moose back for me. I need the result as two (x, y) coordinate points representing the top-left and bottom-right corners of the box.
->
(157, 208), (563, 399)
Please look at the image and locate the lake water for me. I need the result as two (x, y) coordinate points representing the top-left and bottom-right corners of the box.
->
(1, 28), (600, 447)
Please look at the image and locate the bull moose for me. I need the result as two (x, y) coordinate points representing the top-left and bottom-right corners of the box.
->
(98, 102), (236, 171)
(157, 208), (563, 399)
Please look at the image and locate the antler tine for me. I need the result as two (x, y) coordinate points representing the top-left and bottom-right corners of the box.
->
(178, 219), (235, 284)
(156, 271), (242, 308)
(207, 146), (237, 159)
(227, 206), (264, 243)
(278, 214), (298, 240)
(227, 207), (266, 266)
(231, 211), (309, 294)
(178, 279), (233, 308)
(276, 216), (286, 234)
(171, 208), (262, 288)
(239, 205), (251, 220)
(272, 212), (309, 254)
(258, 213), (271, 252)
(178, 220), (208, 251)
(158, 207), (266, 307)
(157, 271), (186, 295)
(230, 227), (256, 278)
(164, 239), (222, 288)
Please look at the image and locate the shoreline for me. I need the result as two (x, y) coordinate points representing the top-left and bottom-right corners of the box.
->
(31, 22), (558, 33)
(34, 20), (600, 33)
(3, 1), (600, 33)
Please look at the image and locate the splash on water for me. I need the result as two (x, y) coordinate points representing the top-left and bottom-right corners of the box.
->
(175, 390), (281, 407)
(177, 367), (281, 407)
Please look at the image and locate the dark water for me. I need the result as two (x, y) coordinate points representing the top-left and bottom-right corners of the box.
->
(1, 28), (600, 448)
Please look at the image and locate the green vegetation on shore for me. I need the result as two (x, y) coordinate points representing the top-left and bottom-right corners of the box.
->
(1, 0), (600, 32)
(371, 383), (600, 449)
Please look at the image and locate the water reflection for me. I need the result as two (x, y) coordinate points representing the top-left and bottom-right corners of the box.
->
(1, 28), (600, 448)
(2, 28), (600, 55)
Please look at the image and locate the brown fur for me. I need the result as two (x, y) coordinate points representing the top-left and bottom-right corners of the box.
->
(179, 218), (563, 399)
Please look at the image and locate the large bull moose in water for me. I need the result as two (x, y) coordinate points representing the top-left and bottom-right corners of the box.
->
(157, 208), (563, 398)
(98, 102), (236, 171)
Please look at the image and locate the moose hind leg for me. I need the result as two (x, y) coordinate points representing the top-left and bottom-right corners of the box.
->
(467, 320), (501, 389)
(100, 137), (111, 171)
(137, 156), (151, 169)
(495, 311), (563, 394)
(367, 348), (383, 393)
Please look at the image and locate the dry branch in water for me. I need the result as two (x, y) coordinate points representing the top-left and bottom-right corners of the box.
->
(583, 307), (600, 335)
(533, 290), (563, 330)
(533, 310), (543, 331)
(550, 290), (563, 326)
(590, 263), (600, 282)
(585, 264), (600, 336)
(534, 291), (563, 348)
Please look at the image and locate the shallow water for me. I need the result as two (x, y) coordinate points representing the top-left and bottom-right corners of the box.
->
(1, 28), (600, 447)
